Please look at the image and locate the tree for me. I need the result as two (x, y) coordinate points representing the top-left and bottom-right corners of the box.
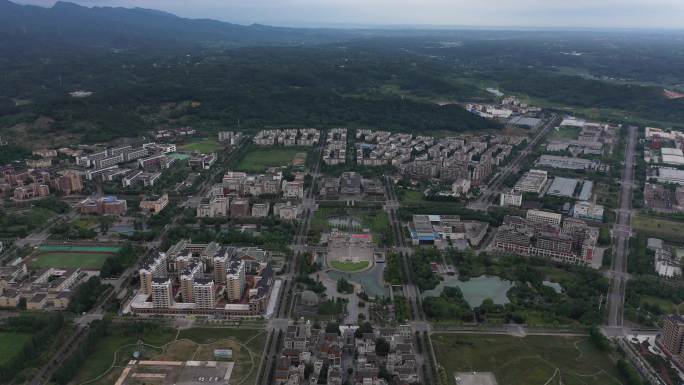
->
(354, 321), (374, 338)
(375, 337), (390, 356)
(325, 322), (340, 335)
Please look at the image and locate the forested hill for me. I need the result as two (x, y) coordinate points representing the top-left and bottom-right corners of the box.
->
(0, 0), (355, 52)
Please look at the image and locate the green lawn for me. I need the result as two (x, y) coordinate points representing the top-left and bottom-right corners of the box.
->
(30, 252), (112, 269)
(399, 189), (425, 204)
(72, 327), (176, 385)
(432, 334), (623, 385)
(235, 147), (306, 173)
(0, 332), (32, 365)
(330, 260), (370, 272)
(72, 217), (100, 230)
(633, 215), (684, 242)
(548, 126), (581, 140)
(74, 326), (265, 385)
(180, 139), (222, 153)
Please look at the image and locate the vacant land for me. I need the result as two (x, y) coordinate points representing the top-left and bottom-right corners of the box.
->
(74, 326), (265, 385)
(632, 214), (684, 242)
(330, 260), (370, 272)
(548, 126), (581, 140)
(432, 334), (622, 385)
(236, 147), (306, 173)
(180, 138), (222, 153)
(399, 189), (425, 204)
(0, 332), (32, 366)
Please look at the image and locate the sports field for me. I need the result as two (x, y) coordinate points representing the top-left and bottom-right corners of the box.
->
(0, 332), (32, 365)
(330, 260), (370, 272)
(180, 139), (222, 153)
(236, 147), (306, 173)
(432, 334), (623, 385)
(30, 244), (120, 269)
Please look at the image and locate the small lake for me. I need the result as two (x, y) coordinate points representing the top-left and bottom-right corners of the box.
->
(543, 280), (562, 293)
(327, 263), (388, 299)
(422, 275), (514, 308)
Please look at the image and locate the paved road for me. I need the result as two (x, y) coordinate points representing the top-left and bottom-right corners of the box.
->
(607, 125), (638, 329)
(384, 176), (423, 321)
(469, 114), (559, 210)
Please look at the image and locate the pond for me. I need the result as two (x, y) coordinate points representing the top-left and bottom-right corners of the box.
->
(422, 275), (514, 308)
(543, 280), (562, 293)
(327, 262), (388, 299)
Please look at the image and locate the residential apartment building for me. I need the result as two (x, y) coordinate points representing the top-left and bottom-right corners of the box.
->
(151, 278), (173, 308)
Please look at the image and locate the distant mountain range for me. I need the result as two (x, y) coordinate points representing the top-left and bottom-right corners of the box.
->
(0, 0), (362, 51)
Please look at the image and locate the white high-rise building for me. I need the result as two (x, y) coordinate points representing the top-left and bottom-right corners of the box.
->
(193, 278), (216, 309)
(226, 260), (246, 301)
(139, 252), (168, 295)
(180, 263), (201, 302)
(151, 277), (173, 308)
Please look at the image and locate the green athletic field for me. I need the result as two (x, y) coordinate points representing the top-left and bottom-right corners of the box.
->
(30, 245), (120, 269)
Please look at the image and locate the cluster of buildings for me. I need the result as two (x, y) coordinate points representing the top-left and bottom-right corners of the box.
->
(318, 172), (384, 198)
(465, 97), (542, 129)
(79, 195), (128, 216)
(275, 321), (418, 385)
(195, 171), (303, 220)
(75, 143), (178, 185)
(536, 155), (606, 171)
(129, 240), (277, 317)
(323, 128), (348, 165)
(408, 215), (489, 249)
(384, 135), (525, 186)
(1, 165), (84, 201)
(647, 238), (682, 278)
(253, 128), (320, 147)
(217, 131), (243, 145)
(644, 183), (684, 212)
(493, 209), (599, 265)
(0, 264), (92, 310)
(139, 193), (170, 215)
(545, 118), (617, 156)
(153, 126), (196, 139)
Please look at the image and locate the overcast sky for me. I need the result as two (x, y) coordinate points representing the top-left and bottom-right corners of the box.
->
(14, 0), (684, 29)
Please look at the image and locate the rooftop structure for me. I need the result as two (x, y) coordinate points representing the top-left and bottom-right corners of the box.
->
(514, 169), (548, 194)
(547, 177), (579, 198)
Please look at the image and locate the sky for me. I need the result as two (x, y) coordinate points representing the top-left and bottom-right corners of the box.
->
(14, 0), (684, 29)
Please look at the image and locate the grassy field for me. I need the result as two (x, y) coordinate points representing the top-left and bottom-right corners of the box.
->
(235, 147), (306, 173)
(73, 217), (100, 230)
(0, 332), (32, 366)
(180, 139), (222, 153)
(432, 334), (623, 385)
(330, 260), (371, 272)
(74, 326), (266, 385)
(399, 189), (425, 204)
(30, 252), (112, 269)
(548, 126), (581, 140)
(632, 214), (684, 242)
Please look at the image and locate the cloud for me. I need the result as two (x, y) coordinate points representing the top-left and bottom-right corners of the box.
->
(12, 0), (684, 29)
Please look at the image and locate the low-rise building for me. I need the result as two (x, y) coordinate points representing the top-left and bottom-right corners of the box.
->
(140, 193), (169, 215)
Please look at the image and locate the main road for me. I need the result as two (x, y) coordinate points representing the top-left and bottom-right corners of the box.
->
(469, 114), (560, 210)
(606, 125), (638, 331)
